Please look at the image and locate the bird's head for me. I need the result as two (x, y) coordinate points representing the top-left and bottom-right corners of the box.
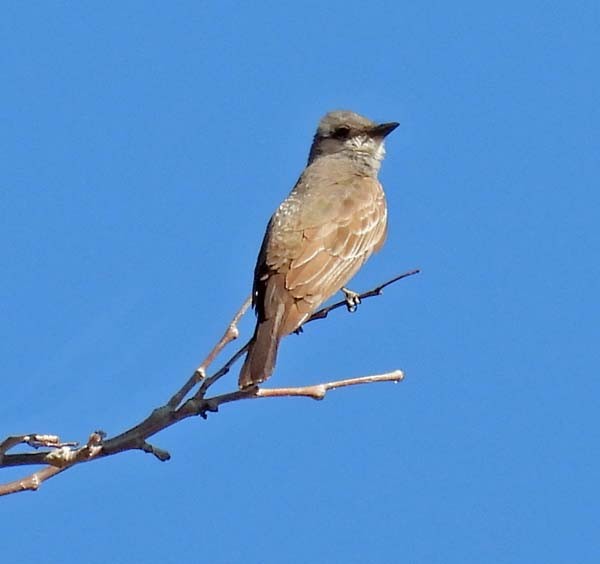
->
(308, 110), (399, 167)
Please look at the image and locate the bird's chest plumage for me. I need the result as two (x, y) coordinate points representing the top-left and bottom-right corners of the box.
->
(265, 161), (386, 277)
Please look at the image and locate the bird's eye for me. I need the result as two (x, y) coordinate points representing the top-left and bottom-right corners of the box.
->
(332, 126), (351, 139)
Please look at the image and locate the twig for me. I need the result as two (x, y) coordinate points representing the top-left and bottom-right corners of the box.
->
(0, 434), (78, 461)
(0, 432), (104, 496)
(1, 269), (418, 497)
(255, 370), (405, 400)
(196, 341), (250, 396)
(167, 295), (252, 408)
(303, 268), (421, 326)
(0, 466), (66, 496)
(0, 369), (404, 487)
(198, 268), (420, 392)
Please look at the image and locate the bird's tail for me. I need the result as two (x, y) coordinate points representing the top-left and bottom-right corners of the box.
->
(238, 307), (284, 389)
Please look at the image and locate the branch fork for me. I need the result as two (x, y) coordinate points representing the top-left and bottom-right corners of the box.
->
(1, 268), (419, 496)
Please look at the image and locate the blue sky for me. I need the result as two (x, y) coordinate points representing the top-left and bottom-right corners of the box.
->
(1, 2), (599, 563)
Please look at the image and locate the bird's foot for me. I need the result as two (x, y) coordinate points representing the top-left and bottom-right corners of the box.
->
(342, 287), (361, 312)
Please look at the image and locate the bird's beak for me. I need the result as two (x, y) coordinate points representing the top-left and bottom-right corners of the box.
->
(371, 122), (400, 138)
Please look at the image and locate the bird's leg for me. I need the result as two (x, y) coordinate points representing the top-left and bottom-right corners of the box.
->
(341, 287), (361, 312)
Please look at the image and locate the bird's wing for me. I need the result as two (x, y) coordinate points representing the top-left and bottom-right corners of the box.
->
(256, 176), (387, 332)
(286, 179), (387, 298)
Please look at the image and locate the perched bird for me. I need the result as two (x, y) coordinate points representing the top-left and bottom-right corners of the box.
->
(239, 110), (398, 389)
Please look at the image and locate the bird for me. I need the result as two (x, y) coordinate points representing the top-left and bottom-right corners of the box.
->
(238, 110), (399, 389)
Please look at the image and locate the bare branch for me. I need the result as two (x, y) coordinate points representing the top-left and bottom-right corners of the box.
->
(255, 370), (405, 400)
(0, 434), (78, 460)
(0, 432), (105, 496)
(1, 269), (418, 497)
(302, 268), (421, 326)
(196, 341), (250, 396)
(201, 294), (252, 373)
(0, 465), (67, 496)
(167, 295), (252, 408)
(197, 269), (420, 393)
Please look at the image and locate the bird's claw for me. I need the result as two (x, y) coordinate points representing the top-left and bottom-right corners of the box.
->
(342, 287), (361, 312)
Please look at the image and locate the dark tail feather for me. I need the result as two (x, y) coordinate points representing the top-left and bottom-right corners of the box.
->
(238, 314), (282, 389)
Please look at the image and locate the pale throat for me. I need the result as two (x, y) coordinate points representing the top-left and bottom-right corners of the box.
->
(346, 135), (385, 173)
